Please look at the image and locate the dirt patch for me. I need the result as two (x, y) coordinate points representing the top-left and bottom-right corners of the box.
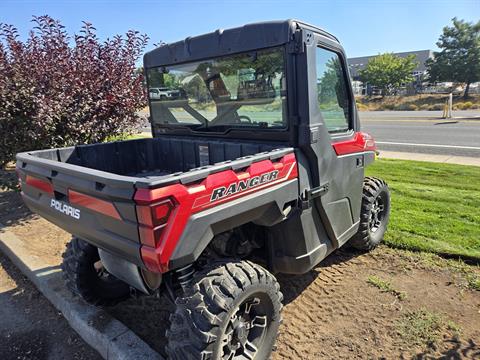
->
(1, 188), (479, 359)
(109, 247), (480, 359)
(273, 248), (479, 359)
(0, 187), (70, 265)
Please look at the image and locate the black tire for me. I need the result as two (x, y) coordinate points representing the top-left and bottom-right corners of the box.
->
(349, 177), (391, 251)
(61, 237), (130, 306)
(166, 260), (283, 360)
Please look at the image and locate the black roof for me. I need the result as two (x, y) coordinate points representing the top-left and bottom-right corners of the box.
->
(143, 19), (338, 68)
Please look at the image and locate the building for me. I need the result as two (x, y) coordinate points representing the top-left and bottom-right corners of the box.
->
(347, 50), (434, 95)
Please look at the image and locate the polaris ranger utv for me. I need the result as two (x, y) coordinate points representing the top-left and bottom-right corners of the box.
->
(16, 20), (390, 359)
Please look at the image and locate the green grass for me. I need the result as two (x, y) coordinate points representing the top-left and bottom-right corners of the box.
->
(396, 308), (460, 347)
(366, 159), (480, 260)
(395, 250), (480, 291)
(104, 133), (151, 142)
(367, 275), (407, 300)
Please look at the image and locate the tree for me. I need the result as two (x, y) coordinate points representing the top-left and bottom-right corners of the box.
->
(0, 16), (148, 166)
(426, 18), (480, 98)
(358, 53), (417, 96)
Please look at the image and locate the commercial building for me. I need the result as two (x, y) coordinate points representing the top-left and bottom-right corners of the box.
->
(347, 50), (434, 95)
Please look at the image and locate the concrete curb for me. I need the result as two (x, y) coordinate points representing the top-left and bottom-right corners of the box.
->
(0, 225), (163, 360)
(378, 151), (480, 167)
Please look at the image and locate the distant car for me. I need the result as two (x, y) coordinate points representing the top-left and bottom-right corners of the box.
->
(149, 87), (181, 100)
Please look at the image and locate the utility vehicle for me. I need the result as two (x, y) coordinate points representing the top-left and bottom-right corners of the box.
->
(17, 20), (391, 360)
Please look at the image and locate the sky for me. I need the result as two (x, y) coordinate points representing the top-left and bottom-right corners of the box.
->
(1, 0), (479, 58)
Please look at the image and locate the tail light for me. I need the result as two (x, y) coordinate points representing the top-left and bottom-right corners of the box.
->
(360, 132), (376, 149)
(24, 175), (54, 195)
(136, 198), (175, 247)
(135, 190), (176, 273)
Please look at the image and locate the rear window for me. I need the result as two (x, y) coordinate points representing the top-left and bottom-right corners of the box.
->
(146, 47), (287, 132)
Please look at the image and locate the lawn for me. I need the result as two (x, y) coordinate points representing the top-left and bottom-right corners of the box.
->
(366, 159), (480, 260)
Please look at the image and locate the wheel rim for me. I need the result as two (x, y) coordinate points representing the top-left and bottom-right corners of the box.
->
(221, 294), (271, 360)
(369, 193), (386, 233)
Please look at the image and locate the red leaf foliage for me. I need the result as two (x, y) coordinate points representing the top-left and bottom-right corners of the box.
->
(0, 16), (148, 165)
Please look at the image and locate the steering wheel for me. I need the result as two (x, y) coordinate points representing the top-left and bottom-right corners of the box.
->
(238, 115), (252, 123)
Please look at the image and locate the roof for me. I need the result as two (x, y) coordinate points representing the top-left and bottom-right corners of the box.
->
(143, 19), (339, 68)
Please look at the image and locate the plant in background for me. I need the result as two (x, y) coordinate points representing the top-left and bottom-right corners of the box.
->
(427, 18), (480, 99)
(0, 16), (148, 167)
(358, 53), (417, 96)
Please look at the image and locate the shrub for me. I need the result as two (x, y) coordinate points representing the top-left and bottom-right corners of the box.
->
(356, 103), (368, 111)
(455, 101), (474, 110)
(0, 16), (148, 166)
(419, 104), (430, 110)
(394, 103), (418, 111)
(429, 103), (445, 111)
(377, 103), (395, 111)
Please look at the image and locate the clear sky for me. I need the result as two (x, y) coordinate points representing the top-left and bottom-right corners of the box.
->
(1, 0), (479, 58)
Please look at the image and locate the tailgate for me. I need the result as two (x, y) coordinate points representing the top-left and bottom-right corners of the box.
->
(16, 151), (144, 267)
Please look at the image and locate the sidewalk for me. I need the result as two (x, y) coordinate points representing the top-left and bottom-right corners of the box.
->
(379, 150), (480, 167)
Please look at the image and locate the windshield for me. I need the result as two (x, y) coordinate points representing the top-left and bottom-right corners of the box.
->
(146, 47), (286, 131)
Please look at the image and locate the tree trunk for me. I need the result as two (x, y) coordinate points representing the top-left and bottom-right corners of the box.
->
(463, 82), (471, 99)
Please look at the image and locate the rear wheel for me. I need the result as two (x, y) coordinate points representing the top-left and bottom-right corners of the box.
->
(349, 177), (390, 250)
(166, 260), (283, 360)
(61, 237), (130, 306)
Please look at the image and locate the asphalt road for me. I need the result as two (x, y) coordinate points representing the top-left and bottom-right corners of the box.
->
(0, 252), (101, 360)
(360, 111), (480, 157)
(140, 110), (480, 158)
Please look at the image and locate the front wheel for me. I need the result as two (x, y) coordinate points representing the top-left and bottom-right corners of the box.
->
(349, 177), (391, 250)
(166, 260), (283, 360)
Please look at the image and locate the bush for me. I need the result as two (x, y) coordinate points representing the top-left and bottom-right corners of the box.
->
(394, 103), (418, 111)
(0, 16), (148, 166)
(429, 103), (445, 111)
(377, 103), (395, 111)
(356, 103), (368, 111)
(419, 104), (430, 110)
(455, 101), (474, 110)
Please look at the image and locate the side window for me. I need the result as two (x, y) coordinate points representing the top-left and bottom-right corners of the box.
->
(315, 47), (351, 134)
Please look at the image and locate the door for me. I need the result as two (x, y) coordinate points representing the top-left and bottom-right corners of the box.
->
(298, 32), (366, 247)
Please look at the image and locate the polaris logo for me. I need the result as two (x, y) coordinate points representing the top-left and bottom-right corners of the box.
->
(210, 170), (279, 202)
(50, 199), (81, 219)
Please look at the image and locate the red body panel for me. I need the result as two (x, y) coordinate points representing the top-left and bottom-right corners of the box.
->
(135, 153), (298, 273)
(332, 132), (376, 156)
